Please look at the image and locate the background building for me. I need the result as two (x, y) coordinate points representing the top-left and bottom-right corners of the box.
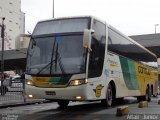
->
(0, 0), (25, 50)
(130, 33), (160, 58)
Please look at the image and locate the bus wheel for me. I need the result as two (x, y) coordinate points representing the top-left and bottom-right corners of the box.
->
(114, 97), (124, 104)
(57, 100), (69, 108)
(137, 96), (143, 102)
(101, 84), (113, 107)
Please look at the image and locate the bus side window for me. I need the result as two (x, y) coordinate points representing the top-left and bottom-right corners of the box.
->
(88, 19), (106, 78)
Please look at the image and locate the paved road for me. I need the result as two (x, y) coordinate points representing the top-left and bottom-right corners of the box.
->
(0, 97), (160, 120)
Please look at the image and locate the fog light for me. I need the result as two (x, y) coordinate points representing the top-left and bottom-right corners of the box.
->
(75, 96), (82, 100)
(28, 94), (33, 98)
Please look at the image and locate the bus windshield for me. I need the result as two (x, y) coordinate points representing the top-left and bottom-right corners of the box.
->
(26, 35), (86, 75)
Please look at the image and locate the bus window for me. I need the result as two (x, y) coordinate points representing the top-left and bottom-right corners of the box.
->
(88, 20), (106, 78)
(108, 28), (157, 63)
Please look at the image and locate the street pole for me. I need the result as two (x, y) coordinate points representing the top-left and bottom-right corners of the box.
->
(53, 0), (54, 18)
(155, 24), (159, 34)
(1, 17), (5, 95)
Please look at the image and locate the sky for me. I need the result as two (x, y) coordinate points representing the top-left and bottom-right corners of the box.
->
(21, 0), (160, 36)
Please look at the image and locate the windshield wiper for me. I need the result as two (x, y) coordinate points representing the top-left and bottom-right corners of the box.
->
(52, 42), (66, 74)
(50, 37), (66, 74)
(55, 42), (58, 71)
(36, 38), (56, 75)
(56, 50), (66, 74)
(36, 37), (66, 75)
(36, 59), (56, 75)
(50, 40), (56, 74)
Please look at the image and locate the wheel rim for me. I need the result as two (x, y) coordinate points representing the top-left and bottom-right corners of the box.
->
(107, 85), (112, 102)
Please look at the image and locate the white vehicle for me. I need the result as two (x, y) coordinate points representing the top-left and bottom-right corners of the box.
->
(25, 16), (158, 107)
(10, 75), (23, 90)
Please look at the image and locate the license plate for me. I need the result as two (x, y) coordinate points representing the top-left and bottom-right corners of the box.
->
(45, 91), (56, 95)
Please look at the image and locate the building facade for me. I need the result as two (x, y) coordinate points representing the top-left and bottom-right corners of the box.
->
(0, 0), (25, 50)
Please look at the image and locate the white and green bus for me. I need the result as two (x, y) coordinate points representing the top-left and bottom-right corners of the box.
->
(25, 16), (158, 107)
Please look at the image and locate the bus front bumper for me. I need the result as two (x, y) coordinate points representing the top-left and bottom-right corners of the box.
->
(25, 84), (88, 101)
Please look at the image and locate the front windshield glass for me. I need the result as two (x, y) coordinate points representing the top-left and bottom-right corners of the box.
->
(26, 35), (86, 75)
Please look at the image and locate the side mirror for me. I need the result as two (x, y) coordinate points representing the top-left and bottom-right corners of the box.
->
(83, 29), (94, 48)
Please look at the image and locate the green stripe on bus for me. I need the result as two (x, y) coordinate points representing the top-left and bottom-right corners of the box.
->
(119, 56), (139, 90)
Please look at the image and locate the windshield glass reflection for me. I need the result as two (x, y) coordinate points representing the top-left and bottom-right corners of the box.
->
(26, 35), (86, 75)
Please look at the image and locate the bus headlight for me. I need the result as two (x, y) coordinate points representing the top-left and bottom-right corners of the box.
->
(26, 79), (35, 86)
(69, 79), (87, 86)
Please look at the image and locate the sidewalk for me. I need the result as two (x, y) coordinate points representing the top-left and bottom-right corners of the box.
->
(0, 92), (52, 108)
(0, 99), (52, 108)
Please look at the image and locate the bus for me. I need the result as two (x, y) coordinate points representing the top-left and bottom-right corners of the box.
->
(25, 16), (158, 107)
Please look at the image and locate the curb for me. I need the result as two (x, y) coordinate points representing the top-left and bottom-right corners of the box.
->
(0, 100), (53, 108)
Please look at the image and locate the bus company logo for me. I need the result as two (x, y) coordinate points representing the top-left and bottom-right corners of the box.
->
(48, 81), (58, 86)
(107, 59), (118, 67)
(49, 82), (55, 86)
(138, 66), (151, 75)
(93, 84), (104, 97)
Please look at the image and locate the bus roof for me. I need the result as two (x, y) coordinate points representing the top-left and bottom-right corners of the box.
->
(37, 16), (106, 24)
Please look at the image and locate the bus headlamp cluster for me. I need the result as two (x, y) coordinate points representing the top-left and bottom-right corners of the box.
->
(69, 79), (87, 86)
(26, 79), (35, 86)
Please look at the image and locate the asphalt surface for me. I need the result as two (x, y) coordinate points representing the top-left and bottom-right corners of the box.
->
(0, 96), (160, 120)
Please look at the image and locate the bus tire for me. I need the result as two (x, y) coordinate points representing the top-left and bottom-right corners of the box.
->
(114, 97), (124, 104)
(137, 96), (143, 102)
(57, 100), (69, 108)
(101, 83), (113, 107)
